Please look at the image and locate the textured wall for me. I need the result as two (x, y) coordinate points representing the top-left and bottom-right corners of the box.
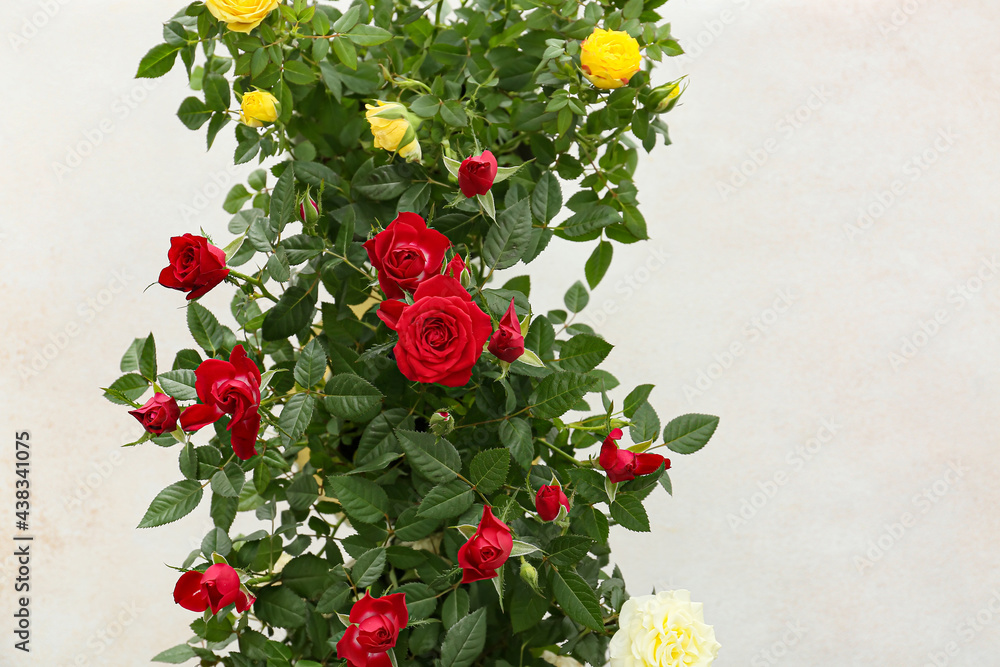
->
(2, 0), (998, 664)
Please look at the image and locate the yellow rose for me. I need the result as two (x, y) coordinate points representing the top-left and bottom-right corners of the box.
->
(205, 0), (279, 33)
(241, 90), (279, 127)
(609, 590), (720, 667)
(365, 101), (422, 162)
(580, 28), (642, 90)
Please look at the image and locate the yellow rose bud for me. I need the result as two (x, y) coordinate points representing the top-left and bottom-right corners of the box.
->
(205, 0), (279, 33)
(240, 90), (279, 127)
(365, 101), (422, 162)
(580, 28), (642, 90)
(648, 77), (686, 113)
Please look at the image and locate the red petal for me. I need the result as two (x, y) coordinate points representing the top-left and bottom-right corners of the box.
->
(173, 571), (208, 612)
(179, 403), (224, 432)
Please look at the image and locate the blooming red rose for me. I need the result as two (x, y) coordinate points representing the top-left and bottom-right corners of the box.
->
(173, 563), (254, 614)
(377, 274), (492, 387)
(598, 428), (669, 483)
(336, 592), (408, 667)
(457, 505), (513, 583)
(458, 150), (498, 198)
(535, 485), (570, 522)
(180, 345), (261, 460)
(128, 393), (179, 435)
(488, 297), (525, 363)
(157, 234), (230, 300)
(363, 213), (451, 300)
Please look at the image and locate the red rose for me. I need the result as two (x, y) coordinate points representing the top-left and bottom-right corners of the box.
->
(180, 345), (261, 460)
(458, 150), (498, 198)
(598, 428), (669, 483)
(488, 298), (525, 363)
(336, 592), (408, 667)
(377, 275), (492, 387)
(128, 393), (179, 435)
(535, 485), (570, 522)
(363, 213), (452, 300)
(157, 234), (230, 300)
(173, 563), (254, 614)
(457, 505), (513, 583)
(444, 253), (467, 281)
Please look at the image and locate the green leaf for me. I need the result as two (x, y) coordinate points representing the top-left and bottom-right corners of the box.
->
(584, 241), (613, 289)
(511, 584), (549, 633)
(610, 494), (650, 532)
(557, 205), (620, 238)
(440, 608), (487, 667)
(280, 234), (325, 264)
(152, 644), (198, 663)
(187, 302), (234, 357)
(332, 36), (358, 69)
(327, 474), (389, 524)
(440, 100), (468, 127)
(281, 554), (332, 598)
(201, 526), (232, 559)
(262, 282), (318, 341)
(469, 449), (510, 494)
(355, 165), (410, 200)
(270, 165), (297, 233)
(211, 463), (246, 498)
(177, 96), (212, 130)
(283, 59), (317, 84)
(254, 587), (308, 628)
(662, 414), (720, 454)
(629, 402), (660, 443)
(294, 338), (327, 388)
(286, 473), (319, 511)
(203, 72), (230, 111)
(483, 198), (533, 271)
(417, 480), (474, 519)
(121, 333), (157, 378)
(563, 281), (589, 313)
(623, 384), (654, 419)
(323, 374), (384, 421)
(551, 568), (604, 631)
(531, 172), (562, 224)
(137, 480), (203, 528)
(530, 372), (596, 420)
(546, 536), (594, 567)
(397, 430), (461, 483)
(558, 334), (612, 373)
(103, 373), (148, 405)
(346, 24), (393, 45)
(277, 393), (315, 445)
(223, 184), (252, 214)
(499, 418), (533, 470)
(352, 547), (387, 587)
(136, 43), (180, 78)
(234, 138), (260, 164)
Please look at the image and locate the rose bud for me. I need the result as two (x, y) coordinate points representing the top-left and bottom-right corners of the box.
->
(377, 275), (492, 387)
(336, 592), (408, 667)
(598, 428), (669, 484)
(240, 89), (279, 127)
(580, 28), (642, 90)
(173, 563), (254, 614)
(365, 101), (421, 162)
(535, 484), (570, 522)
(648, 78), (686, 114)
(157, 234), (230, 301)
(457, 150), (498, 198)
(488, 298), (525, 363)
(299, 197), (319, 224)
(363, 212), (452, 300)
(128, 393), (180, 435)
(519, 557), (540, 592)
(457, 505), (513, 583)
(180, 345), (261, 460)
(429, 411), (455, 436)
(444, 253), (471, 287)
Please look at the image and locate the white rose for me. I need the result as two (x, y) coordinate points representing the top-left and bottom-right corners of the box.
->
(541, 650), (585, 667)
(609, 590), (720, 667)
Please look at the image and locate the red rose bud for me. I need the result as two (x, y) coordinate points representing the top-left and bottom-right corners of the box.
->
(336, 592), (408, 667)
(429, 410), (454, 435)
(458, 150), (498, 198)
(488, 298), (525, 363)
(444, 253), (471, 287)
(157, 233), (230, 300)
(128, 393), (179, 435)
(377, 275), (492, 387)
(173, 563), (254, 615)
(363, 213), (452, 300)
(598, 428), (669, 483)
(299, 198), (319, 224)
(535, 484), (570, 522)
(457, 505), (513, 583)
(180, 345), (262, 460)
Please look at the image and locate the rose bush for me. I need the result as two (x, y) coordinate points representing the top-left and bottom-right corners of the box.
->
(109, 0), (723, 664)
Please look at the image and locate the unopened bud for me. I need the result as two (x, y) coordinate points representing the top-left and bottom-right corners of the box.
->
(519, 557), (540, 592)
(648, 78), (686, 113)
(299, 198), (319, 224)
(429, 411), (454, 435)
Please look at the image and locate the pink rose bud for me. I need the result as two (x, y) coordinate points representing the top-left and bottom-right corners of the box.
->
(299, 198), (319, 224)
(429, 410), (454, 435)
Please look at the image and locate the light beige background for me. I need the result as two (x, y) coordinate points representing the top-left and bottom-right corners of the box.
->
(2, 0), (999, 664)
